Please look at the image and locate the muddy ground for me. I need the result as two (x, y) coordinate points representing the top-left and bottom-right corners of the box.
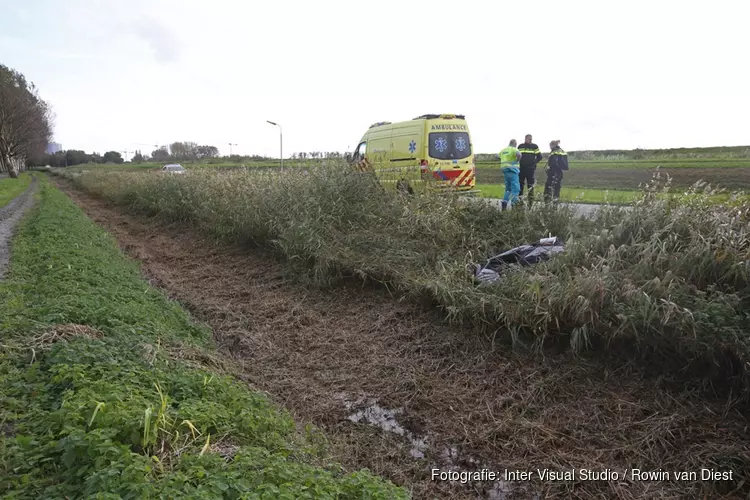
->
(0, 176), (38, 279)
(54, 178), (749, 499)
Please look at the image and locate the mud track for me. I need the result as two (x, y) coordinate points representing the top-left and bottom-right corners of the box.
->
(55, 179), (749, 500)
(0, 176), (38, 279)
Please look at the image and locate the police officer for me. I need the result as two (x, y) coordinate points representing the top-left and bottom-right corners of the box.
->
(499, 139), (522, 211)
(544, 139), (569, 203)
(518, 134), (542, 206)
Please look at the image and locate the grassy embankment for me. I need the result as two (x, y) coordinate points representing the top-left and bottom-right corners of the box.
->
(60, 163), (750, 388)
(0, 178), (407, 498)
(0, 173), (32, 208)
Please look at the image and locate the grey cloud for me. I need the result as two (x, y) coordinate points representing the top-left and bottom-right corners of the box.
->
(130, 17), (181, 64)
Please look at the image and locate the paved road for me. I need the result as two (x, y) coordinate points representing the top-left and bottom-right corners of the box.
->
(483, 198), (632, 217)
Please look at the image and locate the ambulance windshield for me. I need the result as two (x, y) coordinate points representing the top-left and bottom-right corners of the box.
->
(428, 132), (471, 160)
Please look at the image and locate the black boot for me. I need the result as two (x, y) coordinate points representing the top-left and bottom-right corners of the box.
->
(501, 200), (508, 211)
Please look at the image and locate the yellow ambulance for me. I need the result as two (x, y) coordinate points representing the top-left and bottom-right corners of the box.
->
(350, 114), (478, 194)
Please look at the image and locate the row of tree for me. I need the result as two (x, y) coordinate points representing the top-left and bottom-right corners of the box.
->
(0, 64), (53, 177)
(43, 150), (124, 168)
(46, 144), (347, 166)
(42, 148), (277, 167)
(136, 142), (221, 163)
(45, 150), (369, 166)
(39, 142), (221, 167)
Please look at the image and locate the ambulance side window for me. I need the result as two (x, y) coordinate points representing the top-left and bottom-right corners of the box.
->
(354, 141), (367, 160)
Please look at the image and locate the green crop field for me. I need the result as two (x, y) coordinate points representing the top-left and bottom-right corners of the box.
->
(476, 164), (750, 190)
(476, 159), (750, 170)
(476, 183), (750, 205)
(475, 145), (750, 162)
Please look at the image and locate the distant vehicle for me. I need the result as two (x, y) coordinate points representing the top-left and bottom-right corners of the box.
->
(350, 114), (478, 195)
(162, 164), (186, 174)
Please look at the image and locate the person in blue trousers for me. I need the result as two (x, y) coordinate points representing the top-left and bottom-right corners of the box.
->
(499, 139), (522, 211)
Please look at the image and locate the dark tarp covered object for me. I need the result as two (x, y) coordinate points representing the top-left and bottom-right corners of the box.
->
(471, 237), (565, 283)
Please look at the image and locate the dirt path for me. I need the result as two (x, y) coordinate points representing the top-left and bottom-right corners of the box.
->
(55, 179), (749, 500)
(0, 176), (38, 279)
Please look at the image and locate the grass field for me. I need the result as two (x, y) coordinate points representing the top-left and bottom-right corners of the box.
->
(21, 145), (750, 497)
(41, 160), (750, 497)
(477, 144), (750, 161)
(0, 177), (406, 498)
(476, 184), (641, 204)
(477, 158), (750, 169)
(0, 172), (32, 208)
(477, 183), (750, 205)
(476, 164), (750, 190)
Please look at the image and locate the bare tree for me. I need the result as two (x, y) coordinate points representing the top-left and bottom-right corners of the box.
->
(0, 64), (53, 178)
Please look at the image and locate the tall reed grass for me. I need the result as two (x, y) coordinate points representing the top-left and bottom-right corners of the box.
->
(61, 162), (750, 375)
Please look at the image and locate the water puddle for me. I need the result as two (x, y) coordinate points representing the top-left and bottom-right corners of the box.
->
(437, 446), (528, 500)
(336, 393), (537, 499)
(338, 394), (427, 459)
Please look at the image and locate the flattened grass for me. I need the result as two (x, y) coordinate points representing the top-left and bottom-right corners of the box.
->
(0, 178), (407, 499)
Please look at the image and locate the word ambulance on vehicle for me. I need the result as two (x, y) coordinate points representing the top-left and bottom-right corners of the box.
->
(350, 114), (478, 194)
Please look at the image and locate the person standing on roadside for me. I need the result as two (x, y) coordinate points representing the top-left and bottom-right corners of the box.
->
(518, 134), (543, 206)
(499, 139), (522, 211)
(544, 139), (568, 203)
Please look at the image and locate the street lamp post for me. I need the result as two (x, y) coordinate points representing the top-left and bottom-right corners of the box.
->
(266, 120), (283, 169)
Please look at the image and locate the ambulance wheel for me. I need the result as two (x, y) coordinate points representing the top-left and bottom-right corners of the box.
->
(396, 180), (414, 195)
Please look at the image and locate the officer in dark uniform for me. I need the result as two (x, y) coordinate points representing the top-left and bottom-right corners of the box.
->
(544, 139), (569, 203)
(517, 134), (543, 206)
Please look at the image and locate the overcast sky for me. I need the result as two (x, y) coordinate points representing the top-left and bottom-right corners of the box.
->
(1, 0), (748, 158)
